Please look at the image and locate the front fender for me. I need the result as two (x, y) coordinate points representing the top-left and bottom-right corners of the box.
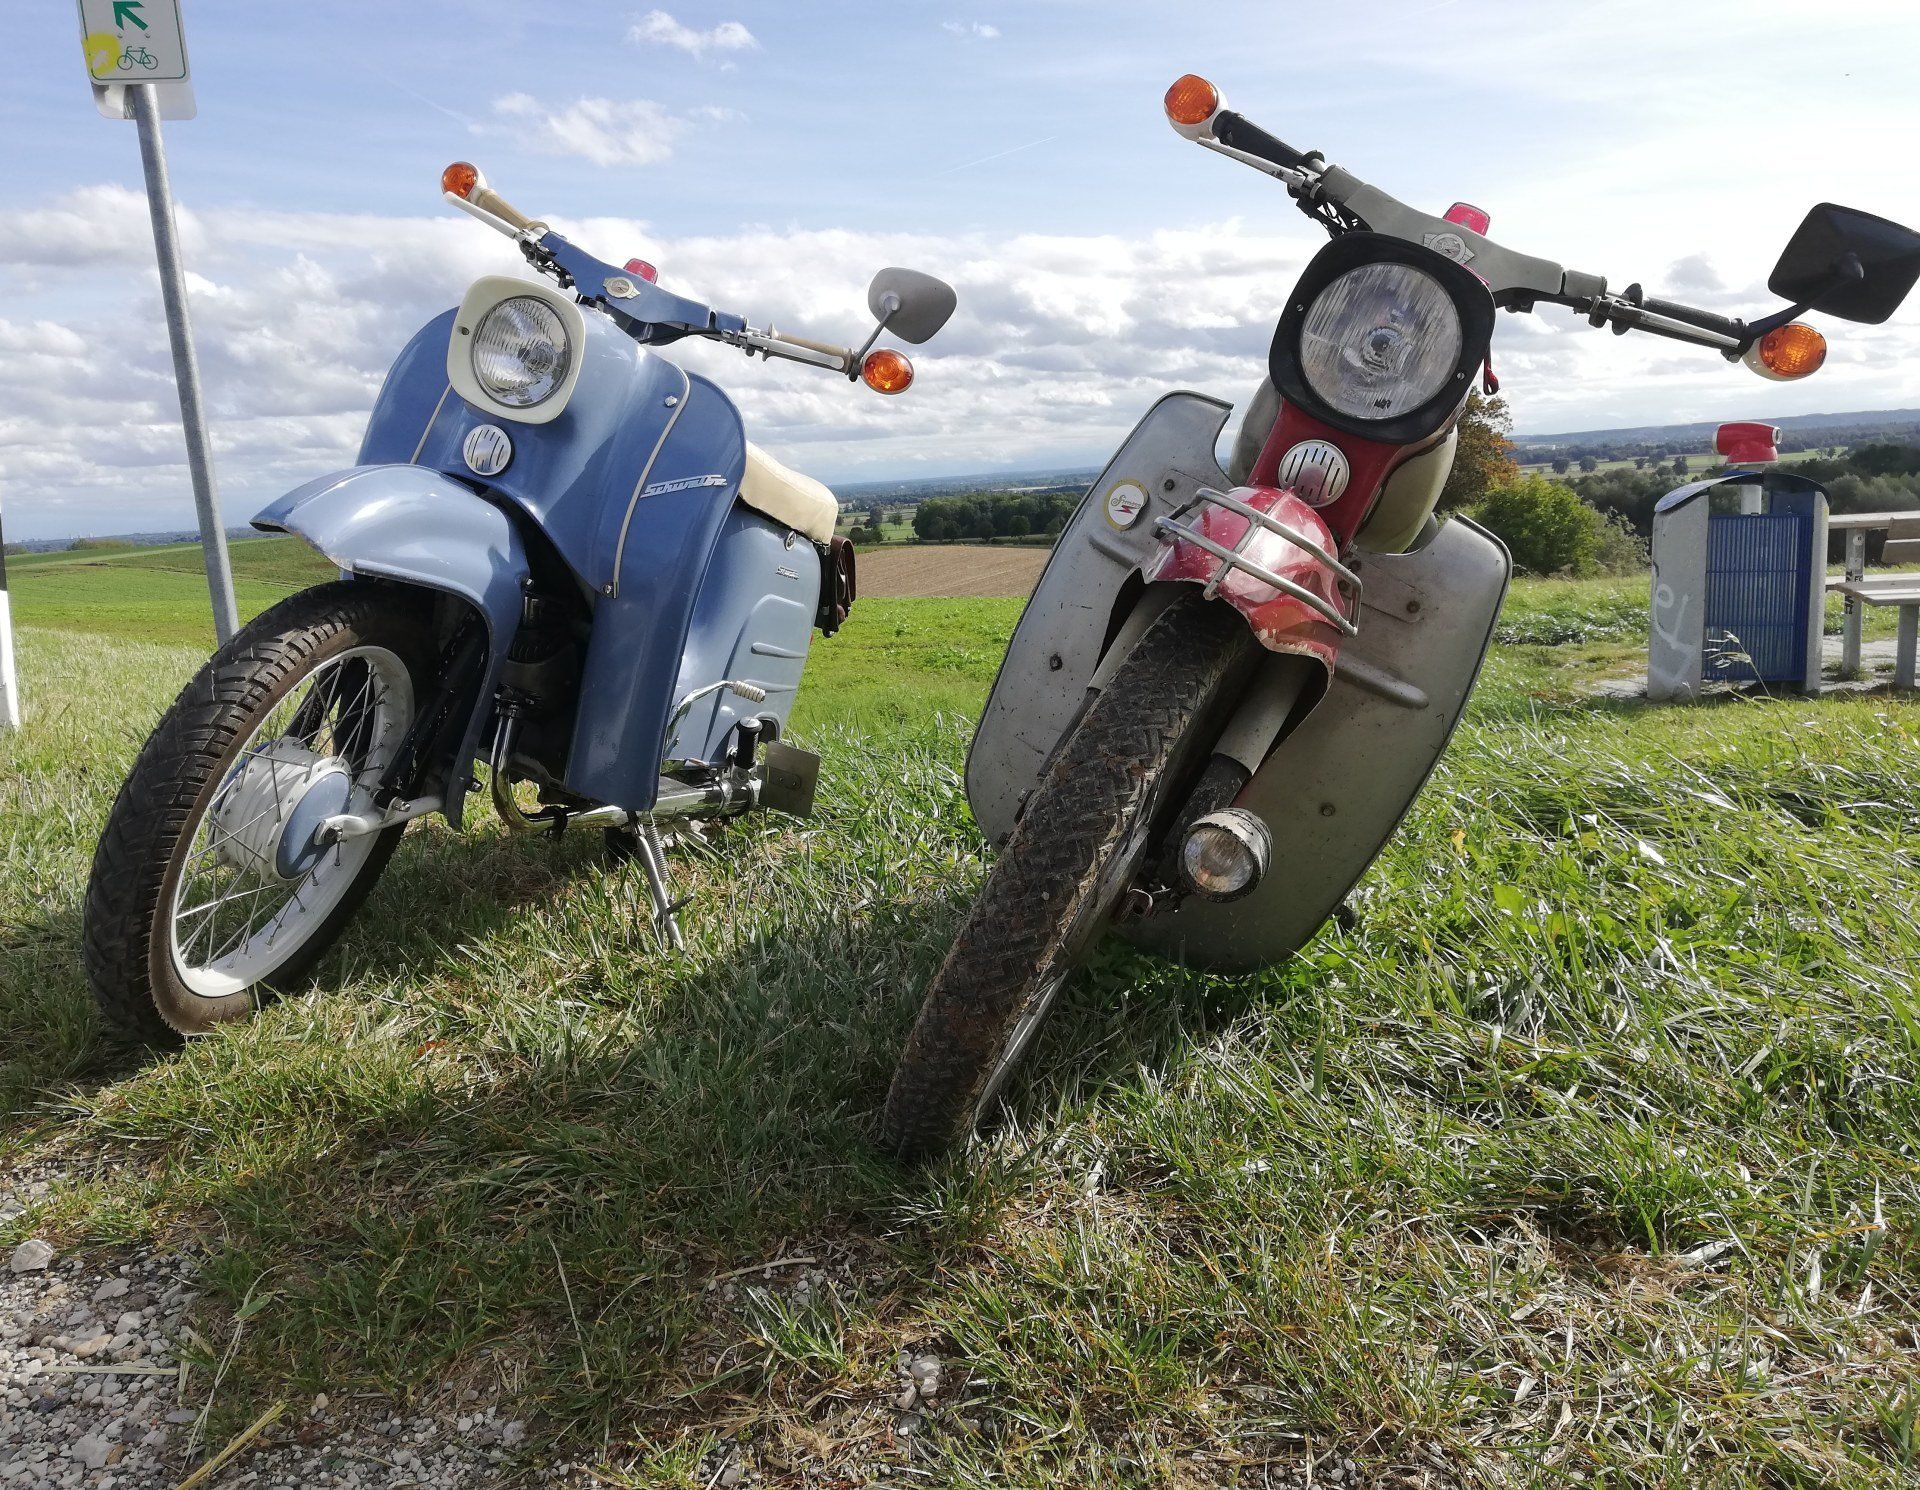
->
(253, 464), (529, 824)
(1145, 485), (1352, 678)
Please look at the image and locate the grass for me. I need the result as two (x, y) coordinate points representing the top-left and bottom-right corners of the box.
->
(5, 544), (1920, 1486)
(6, 535), (336, 645)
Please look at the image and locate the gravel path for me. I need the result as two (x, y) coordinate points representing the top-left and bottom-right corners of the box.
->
(1, 1166), (575, 1490)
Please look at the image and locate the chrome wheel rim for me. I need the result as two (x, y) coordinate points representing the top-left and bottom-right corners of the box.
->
(168, 644), (414, 1000)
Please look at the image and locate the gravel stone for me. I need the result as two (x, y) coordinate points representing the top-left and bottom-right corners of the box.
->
(9, 1240), (54, 1274)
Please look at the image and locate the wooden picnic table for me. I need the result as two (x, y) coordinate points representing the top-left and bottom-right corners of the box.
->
(1827, 510), (1920, 685)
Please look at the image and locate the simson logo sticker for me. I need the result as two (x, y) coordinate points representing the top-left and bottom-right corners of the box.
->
(642, 473), (730, 498)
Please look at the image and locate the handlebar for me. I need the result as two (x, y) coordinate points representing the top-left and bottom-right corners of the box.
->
(1174, 91), (1759, 357)
(441, 164), (885, 381)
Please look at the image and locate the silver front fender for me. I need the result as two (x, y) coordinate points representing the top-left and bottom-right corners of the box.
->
(253, 464), (531, 824)
(1122, 515), (1509, 972)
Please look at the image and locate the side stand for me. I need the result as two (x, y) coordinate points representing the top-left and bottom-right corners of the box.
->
(608, 823), (687, 950)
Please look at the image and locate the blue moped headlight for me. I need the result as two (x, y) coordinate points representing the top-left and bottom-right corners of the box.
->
(471, 296), (572, 408)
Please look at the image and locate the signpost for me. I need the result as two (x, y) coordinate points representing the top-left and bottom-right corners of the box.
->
(76, 0), (239, 643)
(0, 498), (18, 732)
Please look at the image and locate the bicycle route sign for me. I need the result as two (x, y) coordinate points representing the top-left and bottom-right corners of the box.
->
(78, 0), (189, 85)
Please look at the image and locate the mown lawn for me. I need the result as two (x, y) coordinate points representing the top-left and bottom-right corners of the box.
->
(3, 550), (1920, 1486)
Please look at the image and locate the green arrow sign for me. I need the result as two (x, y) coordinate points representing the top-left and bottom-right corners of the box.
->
(113, 0), (146, 30)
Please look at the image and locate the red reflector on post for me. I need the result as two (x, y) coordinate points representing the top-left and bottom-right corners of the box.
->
(623, 259), (659, 283)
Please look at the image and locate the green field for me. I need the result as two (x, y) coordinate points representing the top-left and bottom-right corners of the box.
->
(1517, 446), (1833, 478)
(4, 546), (1920, 1485)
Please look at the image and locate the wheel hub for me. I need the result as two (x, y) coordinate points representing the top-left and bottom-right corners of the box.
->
(209, 740), (354, 882)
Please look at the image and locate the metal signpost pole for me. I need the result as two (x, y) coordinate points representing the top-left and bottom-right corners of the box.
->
(77, 0), (236, 643)
(0, 496), (19, 732)
(129, 83), (238, 642)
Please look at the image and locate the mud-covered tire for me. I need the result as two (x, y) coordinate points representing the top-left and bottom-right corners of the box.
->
(83, 582), (437, 1043)
(881, 592), (1261, 1160)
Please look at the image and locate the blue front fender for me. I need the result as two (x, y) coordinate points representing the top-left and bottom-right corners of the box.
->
(253, 464), (528, 824)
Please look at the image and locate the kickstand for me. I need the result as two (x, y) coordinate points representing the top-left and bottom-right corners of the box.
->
(631, 823), (686, 951)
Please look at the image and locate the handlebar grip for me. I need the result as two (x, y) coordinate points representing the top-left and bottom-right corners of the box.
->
(772, 330), (852, 362)
(471, 186), (534, 234)
(1639, 295), (1740, 339)
(1212, 111), (1309, 171)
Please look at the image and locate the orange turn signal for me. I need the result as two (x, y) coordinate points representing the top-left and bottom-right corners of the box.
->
(862, 348), (913, 394)
(441, 161), (479, 200)
(1745, 322), (1827, 381)
(1164, 74), (1220, 127)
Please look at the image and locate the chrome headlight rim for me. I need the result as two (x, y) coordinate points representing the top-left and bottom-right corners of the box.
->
(1269, 232), (1495, 446)
(445, 275), (588, 427)
(471, 295), (572, 409)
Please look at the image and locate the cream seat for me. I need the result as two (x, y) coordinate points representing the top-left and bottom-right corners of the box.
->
(740, 442), (839, 545)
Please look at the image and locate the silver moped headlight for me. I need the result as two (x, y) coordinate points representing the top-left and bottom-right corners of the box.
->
(471, 296), (573, 408)
(1298, 262), (1464, 422)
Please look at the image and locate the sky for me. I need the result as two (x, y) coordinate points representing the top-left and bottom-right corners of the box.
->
(4, 0), (1920, 539)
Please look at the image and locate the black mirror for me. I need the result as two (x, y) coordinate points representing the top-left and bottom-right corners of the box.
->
(1769, 203), (1920, 324)
(867, 268), (957, 344)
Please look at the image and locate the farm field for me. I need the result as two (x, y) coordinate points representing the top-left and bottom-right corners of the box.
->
(1515, 446), (1834, 477)
(856, 541), (1050, 599)
(3, 538), (1920, 1486)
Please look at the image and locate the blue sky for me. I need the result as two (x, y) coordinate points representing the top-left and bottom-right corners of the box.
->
(5, 0), (1920, 538)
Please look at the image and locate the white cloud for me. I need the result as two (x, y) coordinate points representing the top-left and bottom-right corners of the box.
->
(942, 20), (1001, 39)
(6, 185), (1920, 540)
(484, 94), (705, 169)
(627, 10), (757, 58)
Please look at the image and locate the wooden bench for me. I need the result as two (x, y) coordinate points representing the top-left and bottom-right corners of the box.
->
(1828, 513), (1920, 686)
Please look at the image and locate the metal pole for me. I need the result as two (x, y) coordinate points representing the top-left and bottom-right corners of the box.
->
(130, 82), (238, 644)
(0, 494), (18, 732)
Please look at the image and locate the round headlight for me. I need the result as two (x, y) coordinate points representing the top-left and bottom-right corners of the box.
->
(1299, 262), (1463, 422)
(471, 296), (572, 408)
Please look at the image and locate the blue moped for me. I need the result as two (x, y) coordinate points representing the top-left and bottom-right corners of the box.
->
(84, 161), (956, 1039)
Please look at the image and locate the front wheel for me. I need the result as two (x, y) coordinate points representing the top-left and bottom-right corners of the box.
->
(880, 592), (1261, 1160)
(84, 582), (437, 1041)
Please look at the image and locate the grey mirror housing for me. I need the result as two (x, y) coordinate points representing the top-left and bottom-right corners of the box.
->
(867, 268), (957, 344)
(1769, 203), (1920, 324)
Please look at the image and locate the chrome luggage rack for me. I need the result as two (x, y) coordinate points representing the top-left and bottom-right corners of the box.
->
(1154, 486), (1361, 636)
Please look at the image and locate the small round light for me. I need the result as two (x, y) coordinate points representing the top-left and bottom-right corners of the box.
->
(1164, 74), (1220, 127)
(862, 348), (914, 394)
(442, 161), (479, 199)
(1299, 261), (1464, 422)
(471, 296), (571, 408)
(1745, 322), (1827, 381)
(1178, 808), (1270, 903)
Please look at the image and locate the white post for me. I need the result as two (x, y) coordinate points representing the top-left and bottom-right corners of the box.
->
(1842, 528), (1866, 677)
(0, 496), (18, 732)
(129, 81), (238, 644)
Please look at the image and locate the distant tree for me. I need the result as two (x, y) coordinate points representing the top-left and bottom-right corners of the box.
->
(867, 503), (887, 529)
(68, 537), (135, 552)
(1852, 444), (1920, 477)
(1007, 515), (1032, 538)
(1439, 392), (1518, 510)
(1634, 456), (1649, 470)
(1551, 458), (1571, 475)
(1578, 456), (1600, 473)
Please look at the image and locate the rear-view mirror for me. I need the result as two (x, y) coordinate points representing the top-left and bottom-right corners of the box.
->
(867, 268), (957, 344)
(1769, 202), (1920, 324)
